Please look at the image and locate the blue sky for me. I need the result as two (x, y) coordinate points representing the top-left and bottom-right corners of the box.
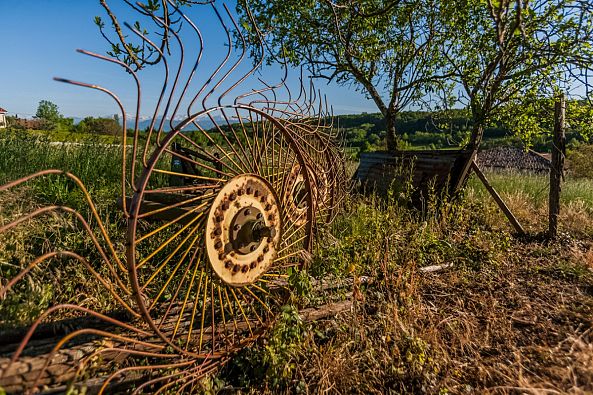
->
(0, 1), (378, 119)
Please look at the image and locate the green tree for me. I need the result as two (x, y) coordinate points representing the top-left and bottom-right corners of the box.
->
(35, 100), (61, 130)
(95, 0), (204, 71)
(77, 116), (121, 136)
(238, 0), (451, 151)
(441, 0), (593, 150)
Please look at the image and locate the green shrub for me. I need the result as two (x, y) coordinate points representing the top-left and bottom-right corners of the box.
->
(568, 144), (593, 179)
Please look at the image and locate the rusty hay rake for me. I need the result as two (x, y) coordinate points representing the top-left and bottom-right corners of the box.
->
(0, 1), (348, 393)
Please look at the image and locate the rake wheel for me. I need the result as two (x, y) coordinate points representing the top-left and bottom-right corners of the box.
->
(288, 126), (347, 225)
(126, 106), (315, 358)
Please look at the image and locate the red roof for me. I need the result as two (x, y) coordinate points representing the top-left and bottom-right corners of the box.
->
(0, 108), (7, 113)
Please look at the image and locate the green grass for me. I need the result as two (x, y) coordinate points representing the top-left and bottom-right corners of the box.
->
(467, 169), (593, 211)
(0, 133), (125, 214)
(0, 134), (592, 392)
(3, 128), (131, 144)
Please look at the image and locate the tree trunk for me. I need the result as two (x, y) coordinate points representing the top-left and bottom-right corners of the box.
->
(385, 110), (398, 152)
(468, 123), (484, 150)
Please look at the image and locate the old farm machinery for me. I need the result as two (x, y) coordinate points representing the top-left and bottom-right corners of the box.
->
(0, 2), (348, 393)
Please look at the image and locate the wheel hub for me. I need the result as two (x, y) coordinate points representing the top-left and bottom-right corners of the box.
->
(206, 174), (281, 286)
(285, 164), (314, 226)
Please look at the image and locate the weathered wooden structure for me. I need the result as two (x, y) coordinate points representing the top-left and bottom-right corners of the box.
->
(354, 149), (526, 235)
(549, 95), (566, 238)
(476, 146), (551, 173)
(354, 149), (473, 202)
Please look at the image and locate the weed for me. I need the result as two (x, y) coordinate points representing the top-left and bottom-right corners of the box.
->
(224, 305), (307, 391)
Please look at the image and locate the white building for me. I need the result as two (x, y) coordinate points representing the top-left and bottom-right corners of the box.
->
(0, 107), (7, 128)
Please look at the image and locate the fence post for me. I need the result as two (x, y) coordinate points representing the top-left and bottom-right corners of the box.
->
(549, 94), (566, 239)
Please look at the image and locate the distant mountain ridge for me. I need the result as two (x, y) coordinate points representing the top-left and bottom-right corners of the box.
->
(71, 113), (234, 131)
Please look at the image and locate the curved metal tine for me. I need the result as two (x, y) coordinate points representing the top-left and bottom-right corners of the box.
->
(282, 64), (308, 116)
(106, 360), (197, 395)
(28, 327), (167, 393)
(0, 169), (127, 277)
(309, 88), (327, 135)
(163, 0), (205, 132)
(246, 44), (301, 118)
(245, 79), (284, 119)
(143, 356), (222, 395)
(159, 4), (248, 176)
(0, 248), (134, 318)
(93, 354), (192, 394)
(124, 18), (182, 147)
(232, 6), (283, 106)
(75, 49), (143, 194)
(5, 304), (152, 366)
(242, 14), (295, 117)
(145, 11), (186, 136)
(154, 360), (222, 395)
(318, 90), (334, 135)
(217, 4), (263, 106)
(137, 8), (211, 140)
(186, 3), (233, 123)
(249, 54), (301, 118)
(248, 77), (279, 115)
(315, 91), (329, 132)
(243, 90), (277, 178)
(53, 76), (133, 216)
(192, 3), (256, 175)
(0, 204), (133, 288)
(122, 22), (170, 166)
(296, 67), (311, 116)
(199, 4), (242, 110)
(215, 4), (275, 174)
(305, 76), (318, 118)
(325, 96), (337, 137)
(302, 74), (320, 120)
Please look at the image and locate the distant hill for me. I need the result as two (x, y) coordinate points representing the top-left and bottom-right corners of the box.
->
(67, 113), (233, 131)
(135, 113), (233, 131)
(334, 109), (588, 155)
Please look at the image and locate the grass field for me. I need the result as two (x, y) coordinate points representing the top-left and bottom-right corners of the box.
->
(466, 170), (593, 236)
(468, 169), (593, 210)
(0, 134), (592, 393)
(3, 128), (131, 144)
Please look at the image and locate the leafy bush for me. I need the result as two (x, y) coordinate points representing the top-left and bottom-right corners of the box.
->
(568, 144), (593, 179)
(225, 305), (307, 391)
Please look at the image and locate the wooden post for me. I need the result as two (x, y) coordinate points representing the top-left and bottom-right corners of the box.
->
(549, 94), (566, 238)
(471, 161), (526, 236)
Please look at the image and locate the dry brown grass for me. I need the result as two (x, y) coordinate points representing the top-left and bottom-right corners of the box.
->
(222, 191), (593, 394)
(277, 242), (593, 394)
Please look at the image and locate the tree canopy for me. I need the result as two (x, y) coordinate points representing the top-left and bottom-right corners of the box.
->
(239, 0), (593, 151)
(239, 0), (449, 150)
(441, 0), (593, 149)
(34, 100), (62, 130)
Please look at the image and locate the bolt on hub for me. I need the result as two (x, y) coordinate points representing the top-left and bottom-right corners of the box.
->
(206, 174), (281, 286)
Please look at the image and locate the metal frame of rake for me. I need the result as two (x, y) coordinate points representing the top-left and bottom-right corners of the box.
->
(0, 1), (349, 393)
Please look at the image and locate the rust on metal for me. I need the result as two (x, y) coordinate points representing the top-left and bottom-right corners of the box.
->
(0, 0), (348, 393)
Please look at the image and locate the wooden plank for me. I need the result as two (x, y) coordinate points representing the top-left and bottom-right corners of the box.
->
(0, 300), (354, 394)
(549, 95), (566, 238)
(471, 162), (525, 236)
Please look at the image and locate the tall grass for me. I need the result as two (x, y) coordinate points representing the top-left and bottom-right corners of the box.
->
(0, 133), (129, 218)
(467, 169), (593, 211)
